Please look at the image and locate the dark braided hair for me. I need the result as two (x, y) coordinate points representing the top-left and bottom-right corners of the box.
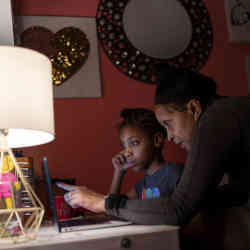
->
(117, 108), (167, 140)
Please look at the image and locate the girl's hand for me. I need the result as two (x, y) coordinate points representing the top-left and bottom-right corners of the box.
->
(112, 151), (133, 172)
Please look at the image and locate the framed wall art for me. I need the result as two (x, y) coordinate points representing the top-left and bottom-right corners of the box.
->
(245, 55), (250, 95)
(16, 16), (102, 98)
(225, 0), (250, 43)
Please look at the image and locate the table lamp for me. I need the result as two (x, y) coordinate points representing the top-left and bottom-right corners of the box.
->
(0, 46), (55, 243)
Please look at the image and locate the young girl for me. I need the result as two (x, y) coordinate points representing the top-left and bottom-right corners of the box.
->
(109, 108), (184, 200)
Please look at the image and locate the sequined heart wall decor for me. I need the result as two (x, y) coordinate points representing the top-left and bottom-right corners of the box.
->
(20, 26), (90, 86)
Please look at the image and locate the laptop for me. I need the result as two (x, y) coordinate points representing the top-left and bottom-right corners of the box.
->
(42, 156), (131, 233)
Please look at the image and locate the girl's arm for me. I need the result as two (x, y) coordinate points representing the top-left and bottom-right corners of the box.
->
(109, 169), (138, 199)
(109, 169), (126, 194)
(109, 150), (134, 194)
(126, 188), (138, 199)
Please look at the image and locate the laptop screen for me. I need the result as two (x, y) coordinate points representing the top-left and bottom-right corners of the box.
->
(42, 156), (60, 230)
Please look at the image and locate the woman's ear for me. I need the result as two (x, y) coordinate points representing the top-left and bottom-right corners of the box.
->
(186, 99), (202, 121)
(154, 133), (164, 148)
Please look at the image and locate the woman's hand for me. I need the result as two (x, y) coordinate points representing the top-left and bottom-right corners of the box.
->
(56, 183), (105, 213)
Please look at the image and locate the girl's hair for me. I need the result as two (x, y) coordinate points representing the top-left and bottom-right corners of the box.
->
(118, 108), (167, 139)
(154, 64), (217, 111)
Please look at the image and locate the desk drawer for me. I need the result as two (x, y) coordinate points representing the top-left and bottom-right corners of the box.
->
(22, 230), (179, 250)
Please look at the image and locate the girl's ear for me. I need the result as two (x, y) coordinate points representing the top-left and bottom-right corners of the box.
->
(186, 99), (202, 121)
(154, 133), (164, 148)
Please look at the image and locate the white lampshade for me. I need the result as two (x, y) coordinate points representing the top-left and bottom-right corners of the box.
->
(0, 46), (55, 148)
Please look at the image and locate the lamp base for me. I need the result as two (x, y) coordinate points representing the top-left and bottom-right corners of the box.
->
(0, 131), (44, 243)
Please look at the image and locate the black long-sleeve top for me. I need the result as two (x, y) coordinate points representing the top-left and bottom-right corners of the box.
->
(106, 96), (250, 226)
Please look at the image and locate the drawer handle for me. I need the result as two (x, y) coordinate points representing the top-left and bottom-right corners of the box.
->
(121, 238), (132, 248)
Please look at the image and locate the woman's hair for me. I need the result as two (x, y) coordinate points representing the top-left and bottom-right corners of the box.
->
(118, 108), (167, 139)
(154, 64), (217, 111)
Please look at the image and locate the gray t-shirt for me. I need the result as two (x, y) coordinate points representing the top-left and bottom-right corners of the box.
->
(135, 163), (183, 199)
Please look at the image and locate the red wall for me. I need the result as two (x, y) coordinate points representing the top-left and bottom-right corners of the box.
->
(16, 0), (250, 194)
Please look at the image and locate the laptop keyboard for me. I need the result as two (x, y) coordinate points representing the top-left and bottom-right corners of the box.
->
(60, 218), (109, 227)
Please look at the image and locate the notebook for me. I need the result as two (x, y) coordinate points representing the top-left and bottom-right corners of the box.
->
(42, 156), (131, 233)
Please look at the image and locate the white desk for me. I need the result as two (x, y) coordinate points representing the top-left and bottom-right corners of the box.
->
(0, 224), (180, 250)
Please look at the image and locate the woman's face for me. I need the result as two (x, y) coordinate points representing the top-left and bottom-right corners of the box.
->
(154, 104), (197, 151)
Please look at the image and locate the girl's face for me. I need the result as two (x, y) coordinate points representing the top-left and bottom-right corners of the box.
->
(119, 125), (156, 172)
(154, 104), (197, 151)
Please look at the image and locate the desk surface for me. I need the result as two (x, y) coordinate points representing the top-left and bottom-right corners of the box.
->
(0, 223), (179, 250)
